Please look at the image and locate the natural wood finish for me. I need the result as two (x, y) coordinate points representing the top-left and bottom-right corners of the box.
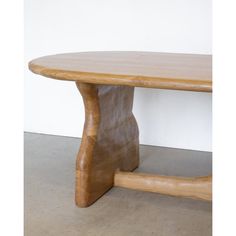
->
(28, 51), (212, 207)
(75, 83), (139, 207)
(114, 171), (212, 201)
(29, 51), (212, 92)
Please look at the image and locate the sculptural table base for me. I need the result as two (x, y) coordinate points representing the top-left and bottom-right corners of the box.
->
(75, 83), (139, 207)
(75, 82), (212, 207)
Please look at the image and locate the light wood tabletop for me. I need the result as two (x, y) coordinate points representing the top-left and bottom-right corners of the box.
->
(29, 51), (212, 92)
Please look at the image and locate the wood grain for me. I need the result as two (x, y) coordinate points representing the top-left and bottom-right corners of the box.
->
(29, 51), (212, 92)
(75, 83), (139, 207)
(114, 171), (212, 201)
(28, 52), (212, 207)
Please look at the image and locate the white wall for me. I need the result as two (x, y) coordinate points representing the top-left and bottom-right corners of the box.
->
(24, 0), (212, 151)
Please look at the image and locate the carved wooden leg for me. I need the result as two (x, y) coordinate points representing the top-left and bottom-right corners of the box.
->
(75, 82), (139, 207)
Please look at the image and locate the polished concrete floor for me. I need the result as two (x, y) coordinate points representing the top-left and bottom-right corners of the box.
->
(24, 132), (212, 236)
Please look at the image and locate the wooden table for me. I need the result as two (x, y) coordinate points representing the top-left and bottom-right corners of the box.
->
(29, 51), (212, 207)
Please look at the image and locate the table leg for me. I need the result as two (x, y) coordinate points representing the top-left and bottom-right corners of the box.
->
(75, 82), (139, 207)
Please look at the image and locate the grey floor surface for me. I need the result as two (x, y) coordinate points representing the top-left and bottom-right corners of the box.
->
(25, 132), (212, 236)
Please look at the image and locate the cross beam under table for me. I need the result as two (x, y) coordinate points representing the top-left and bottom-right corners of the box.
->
(114, 171), (212, 201)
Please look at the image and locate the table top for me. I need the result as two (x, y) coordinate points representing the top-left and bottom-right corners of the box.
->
(29, 51), (212, 92)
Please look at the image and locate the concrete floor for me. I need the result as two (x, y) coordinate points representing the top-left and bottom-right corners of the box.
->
(24, 132), (212, 236)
